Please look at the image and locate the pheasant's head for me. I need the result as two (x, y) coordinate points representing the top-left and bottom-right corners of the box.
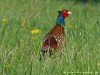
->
(58, 10), (72, 18)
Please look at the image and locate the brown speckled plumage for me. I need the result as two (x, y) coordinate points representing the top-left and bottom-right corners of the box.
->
(41, 24), (66, 52)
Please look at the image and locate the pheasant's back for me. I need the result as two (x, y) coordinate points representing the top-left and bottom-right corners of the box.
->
(41, 24), (66, 52)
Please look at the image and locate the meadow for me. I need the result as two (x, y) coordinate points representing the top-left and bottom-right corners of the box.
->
(0, 0), (100, 75)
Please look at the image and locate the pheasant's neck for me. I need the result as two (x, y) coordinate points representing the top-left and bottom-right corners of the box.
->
(56, 13), (65, 27)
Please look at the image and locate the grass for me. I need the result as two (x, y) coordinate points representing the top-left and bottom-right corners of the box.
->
(0, 0), (100, 75)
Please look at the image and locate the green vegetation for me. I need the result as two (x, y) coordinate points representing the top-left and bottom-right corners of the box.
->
(73, 0), (100, 3)
(0, 0), (100, 75)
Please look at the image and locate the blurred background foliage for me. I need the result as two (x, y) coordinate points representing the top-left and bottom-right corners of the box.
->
(73, 0), (100, 4)
(56, 0), (100, 4)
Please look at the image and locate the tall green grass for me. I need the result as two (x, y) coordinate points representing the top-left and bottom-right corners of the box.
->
(0, 0), (100, 75)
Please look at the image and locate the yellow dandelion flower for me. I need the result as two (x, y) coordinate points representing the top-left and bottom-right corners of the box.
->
(31, 36), (38, 40)
(31, 29), (41, 34)
(68, 25), (73, 28)
(1, 18), (7, 22)
(6, 63), (11, 68)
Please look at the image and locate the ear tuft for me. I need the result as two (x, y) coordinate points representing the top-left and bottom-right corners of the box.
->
(58, 11), (61, 13)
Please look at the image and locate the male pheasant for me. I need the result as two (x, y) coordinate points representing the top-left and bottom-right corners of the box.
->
(40, 9), (72, 57)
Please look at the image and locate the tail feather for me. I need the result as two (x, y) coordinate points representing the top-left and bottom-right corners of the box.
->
(39, 46), (53, 60)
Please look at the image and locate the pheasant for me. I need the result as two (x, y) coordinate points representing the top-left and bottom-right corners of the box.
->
(40, 9), (72, 57)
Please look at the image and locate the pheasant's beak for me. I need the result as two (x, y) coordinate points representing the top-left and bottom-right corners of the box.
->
(68, 11), (72, 14)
